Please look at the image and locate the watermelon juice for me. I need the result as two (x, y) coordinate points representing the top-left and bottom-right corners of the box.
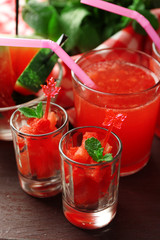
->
(152, 42), (160, 137)
(0, 46), (39, 140)
(72, 48), (160, 176)
(10, 102), (68, 198)
(59, 126), (122, 229)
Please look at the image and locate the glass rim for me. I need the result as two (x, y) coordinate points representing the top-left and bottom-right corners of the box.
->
(59, 126), (122, 167)
(10, 101), (68, 137)
(152, 42), (160, 58)
(0, 62), (63, 112)
(71, 47), (160, 96)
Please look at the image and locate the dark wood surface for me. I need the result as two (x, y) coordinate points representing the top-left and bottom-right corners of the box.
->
(0, 136), (160, 240)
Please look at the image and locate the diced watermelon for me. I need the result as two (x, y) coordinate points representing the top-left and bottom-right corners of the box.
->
(17, 111), (62, 179)
(27, 118), (52, 134)
(28, 136), (60, 179)
(74, 175), (99, 207)
(18, 151), (31, 177)
(65, 131), (114, 207)
(48, 111), (57, 130)
(81, 131), (99, 147)
(102, 141), (113, 154)
(73, 146), (89, 163)
(66, 147), (79, 159)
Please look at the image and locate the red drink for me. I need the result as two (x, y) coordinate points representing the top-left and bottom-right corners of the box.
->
(59, 126), (122, 229)
(72, 48), (160, 176)
(9, 46), (38, 81)
(152, 42), (160, 137)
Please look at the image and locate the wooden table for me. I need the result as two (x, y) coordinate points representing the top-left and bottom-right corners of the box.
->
(0, 136), (160, 240)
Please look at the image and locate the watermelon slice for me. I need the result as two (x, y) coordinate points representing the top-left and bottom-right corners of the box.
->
(10, 46), (39, 96)
(9, 46), (38, 80)
(14, 48), (58, 95)
(14, 34), (68, 96)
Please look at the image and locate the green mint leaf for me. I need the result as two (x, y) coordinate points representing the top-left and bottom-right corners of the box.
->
(60, 6), (91, 52)
(102, 153), (113, 162)
(94, 147), (104, 160)
(48, 10), (63, 41)
(85, 137), (113, 162)
(19, 107), (39, 118)
(94, 152), (113, 163)
(22, 0), (159, 55)
(22, 1), (57, 37)
(36, 102), (43, 118)
(85, 137), (102, 161)
(77, 21), (101, 52)
(19, 102), (43, 118)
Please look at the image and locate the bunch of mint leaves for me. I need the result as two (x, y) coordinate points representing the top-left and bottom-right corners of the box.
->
(85, 137), (113, 162)
(22, 0), (160, 55)
(19, 102), (43, 118)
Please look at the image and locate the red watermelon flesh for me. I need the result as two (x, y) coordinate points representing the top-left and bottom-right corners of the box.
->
(10, 46), (39, 95)
(65, 131), (114, 207)
(17, 112), (62, 179)
(0, 46), (39, 108)
(9, 46), (39, 81)
(0, 46), (15, 107)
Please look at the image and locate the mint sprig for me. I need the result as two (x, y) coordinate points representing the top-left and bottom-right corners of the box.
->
(22, 0), (159, 55)
(19, 102), (43, 118)
(85, 137), (113, 163)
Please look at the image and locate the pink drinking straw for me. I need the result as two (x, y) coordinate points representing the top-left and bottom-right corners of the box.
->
(81, 0), (160, 51)
(0, 37), (95, 88)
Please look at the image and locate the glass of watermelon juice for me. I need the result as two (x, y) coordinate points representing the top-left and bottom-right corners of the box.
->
(59, 126), (122, 229)
(72, 48), (160, 176)
(152, 42), (160, 138)
(10, 101), (68, 198)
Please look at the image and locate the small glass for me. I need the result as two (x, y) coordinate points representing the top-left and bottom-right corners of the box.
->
(10, 101), (68, 198)
(152, 42), (160, 138)
(59, 126), (122, 229)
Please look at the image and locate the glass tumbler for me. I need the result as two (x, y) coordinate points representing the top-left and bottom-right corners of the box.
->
(59, 126), (122, 229)
(10, 101), (68, 198)
(152, 42), (160, 137)
(72, 48), (160, 176)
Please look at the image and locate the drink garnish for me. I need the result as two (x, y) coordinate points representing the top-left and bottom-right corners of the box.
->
(19, 77), (61, 119)
(15, 34), (68, 95)
(19, 101), (43, 118)
(15, 48), (58, 94)
(85, 137), (113, 162)
(103, 109), (127, 146)
(41, 77), (61, 119)
(84, 109), (126, 163)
